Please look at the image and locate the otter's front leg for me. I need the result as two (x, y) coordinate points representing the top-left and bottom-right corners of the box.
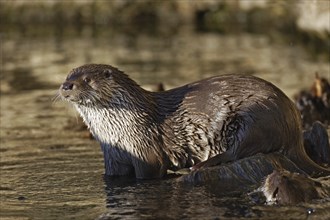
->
(191, 151), (235, 170)
(132, 150), (168, 179)
(101, 143), (134, 176)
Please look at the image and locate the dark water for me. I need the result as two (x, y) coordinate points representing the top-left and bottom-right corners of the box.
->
(1, 27), (330, 219)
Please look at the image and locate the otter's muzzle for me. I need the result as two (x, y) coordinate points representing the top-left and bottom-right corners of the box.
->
(61, 82), (74, 91)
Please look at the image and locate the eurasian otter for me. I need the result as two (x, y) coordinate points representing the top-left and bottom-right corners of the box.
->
(58, 64), (330, 179)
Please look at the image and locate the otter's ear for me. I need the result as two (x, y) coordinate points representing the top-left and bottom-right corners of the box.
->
(104, 69), (112, 79)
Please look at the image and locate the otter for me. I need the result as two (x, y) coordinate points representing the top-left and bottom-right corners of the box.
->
(59, 64), (330, 179)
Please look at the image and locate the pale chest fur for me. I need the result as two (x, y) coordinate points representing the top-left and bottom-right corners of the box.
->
(75, 105), (162, 162)
(76, 106), (138, 155)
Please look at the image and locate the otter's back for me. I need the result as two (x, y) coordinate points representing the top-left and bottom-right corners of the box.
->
(162, 74), (303, 164)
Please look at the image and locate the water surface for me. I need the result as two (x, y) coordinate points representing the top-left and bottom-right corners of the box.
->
(1, 27), (330, 219)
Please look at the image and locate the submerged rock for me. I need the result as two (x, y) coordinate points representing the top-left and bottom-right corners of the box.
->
(260, 169), (330, 205)
(178, 153), (303, 188)
(178, 153), (330, 205)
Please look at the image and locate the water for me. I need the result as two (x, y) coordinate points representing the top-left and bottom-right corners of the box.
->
(1, 26), (330, 219)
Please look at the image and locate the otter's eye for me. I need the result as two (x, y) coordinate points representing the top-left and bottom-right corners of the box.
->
(104, 70), (112, 78)
(83, 77), (91, 83)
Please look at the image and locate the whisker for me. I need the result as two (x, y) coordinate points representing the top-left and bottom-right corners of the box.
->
(52, 90), (62, 105)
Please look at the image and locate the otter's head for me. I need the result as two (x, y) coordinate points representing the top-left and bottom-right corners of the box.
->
(59, 64), (139, 108)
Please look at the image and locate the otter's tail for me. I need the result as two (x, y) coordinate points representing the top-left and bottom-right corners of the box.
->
(288, 123), (330, 177)
(289, 150), (330, 177)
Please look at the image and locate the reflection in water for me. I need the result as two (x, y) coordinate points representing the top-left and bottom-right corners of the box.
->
(100, 174), (330, 219)
(1, 26), (329, 219)
(101, 176), (254, 219)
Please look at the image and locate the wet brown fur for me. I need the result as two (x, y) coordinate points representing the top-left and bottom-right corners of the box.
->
(59, 64), (330, 179)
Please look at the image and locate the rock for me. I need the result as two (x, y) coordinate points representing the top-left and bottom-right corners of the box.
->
(303, 121), (330, 167)
(260, 169), (330, 205)
(178, 153), (303, 190)
(297, 0), (330, 35)
(294, 73), (330, 129)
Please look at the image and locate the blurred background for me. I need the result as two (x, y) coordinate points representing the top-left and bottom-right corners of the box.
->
(1, 0), (330, 219)
(1, 0), (329, 94)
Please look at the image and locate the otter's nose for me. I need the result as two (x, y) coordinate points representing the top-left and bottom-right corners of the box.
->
(62, 82), (74, 91)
